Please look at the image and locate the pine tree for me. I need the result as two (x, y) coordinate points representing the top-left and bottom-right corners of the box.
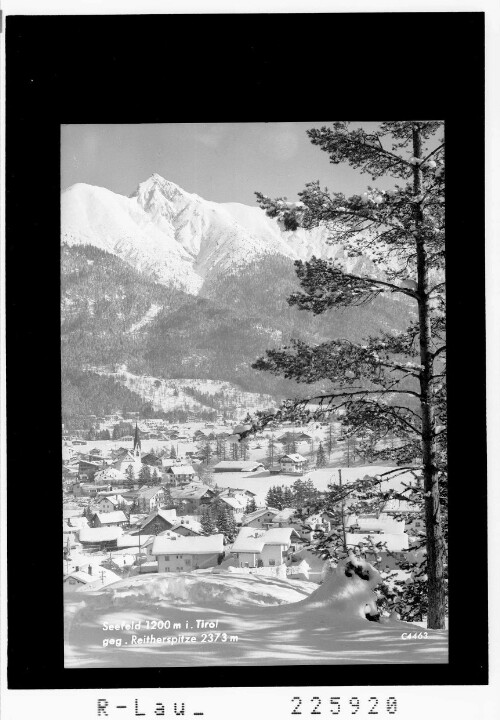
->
(245, 496), (257, 514)
(201, 506), (217, 535)
(125, 464), (135, 485)
(240, 438), (249, 460)
(170, 444), (176, 459)
(325, 423), (336, 458)
(292, 478), (307, 507)
(266, 434), (276, 466)
(316, 441), (327, 468)
(216, 506), (237, 542)
(253, 121), (447, 628)
(139, 464), (152, 485)
(282, 486), (294, 507)
(204, 442), (212, 465)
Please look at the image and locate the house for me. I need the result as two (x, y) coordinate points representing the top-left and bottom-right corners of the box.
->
(279, 454), (307, 475)
(170, 517), (203, 537)
(91, 510), (128, 528)
(166, 465), (196, 484)
(170, 483), (215, 514)
(77, 459), (104, 482)
(231, 527), (300, 568)
(93, 467), (127, 486)
(134, 508), (177, 536)
(345, 513), (405, 535)
(152, 533), (224, 572)
(380, 499), (423, 534)
(344, 532), (410, 569)
(213, 494), (247, 522)
(213, 461), (265, 473)
(141, 453), (162, 467)
(241, 507), (280, 529)
(133, 486), (164, 513)
(63, 566), (121, 592)
(78, 526), (123, 550)
(96, 494), (127, 513)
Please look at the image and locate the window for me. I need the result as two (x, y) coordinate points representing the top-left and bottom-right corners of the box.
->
(269, 559), (276, 566)
(164, 555), (170, 560)
(185, 558), (191, 566)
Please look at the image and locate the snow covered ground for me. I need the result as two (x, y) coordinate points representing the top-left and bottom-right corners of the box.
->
(64, 560), (447, 668)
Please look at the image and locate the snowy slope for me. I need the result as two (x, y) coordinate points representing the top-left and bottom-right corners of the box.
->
(62, 174), (378, 295)
(64, 558), (447, 668)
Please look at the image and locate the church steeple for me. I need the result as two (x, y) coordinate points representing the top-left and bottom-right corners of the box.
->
(133, 422), (141, 457)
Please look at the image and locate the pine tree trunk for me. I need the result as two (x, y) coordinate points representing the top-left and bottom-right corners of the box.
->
(413, 125), (446, 629)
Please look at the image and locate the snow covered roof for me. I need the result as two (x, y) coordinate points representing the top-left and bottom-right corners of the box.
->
(170, 465), (195, 475)
(272, 508), (298, 523)
(381, 499), (421, 514)
(349, 514), (405, 534)
(231, 528), (266, 553)
(281, 453), (306, 463)
(170, 484), (213, 500)
(213, 461), (264, 472)
(117, 534), (154, 549)
(68, 516), (89, 529)
(79, 526), (123, 543)
(94, 510), (127, 525)
(171, 519), (203, 535)
(136, 485), (163, 500)
(345, 532), (409, 553)
(139, 508), (177, 529)
(94, 467), (126, 482)
(241, 507), (279, 524)
(218, 496), (246, 510)
(231, 527), (295, 553)
(64, 570), (94, 584)
(152, 533), (224, 556)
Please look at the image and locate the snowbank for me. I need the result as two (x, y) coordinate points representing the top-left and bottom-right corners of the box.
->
(65, 560), (447, 668)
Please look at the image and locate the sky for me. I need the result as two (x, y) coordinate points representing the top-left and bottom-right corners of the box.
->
(61, 122), (395, 206)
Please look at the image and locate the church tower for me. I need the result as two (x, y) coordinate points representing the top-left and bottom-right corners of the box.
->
(133, 423), (141, 458)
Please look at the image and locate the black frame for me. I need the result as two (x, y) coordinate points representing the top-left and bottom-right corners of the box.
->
(5, 12), (487, 688)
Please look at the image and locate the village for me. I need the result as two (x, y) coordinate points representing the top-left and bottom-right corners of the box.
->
(63, 414), (424, 595)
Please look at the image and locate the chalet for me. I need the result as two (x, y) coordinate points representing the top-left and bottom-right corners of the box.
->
(170, 517), (203, 537)
(78, 526), (123, 550)
(63, 566), (121, 592)
(167, 465), (196, 484)
(141, 453), (162, 468)
(94, 467), (127, 486)
(133, 486), (164, 513)
(231, 527), (301, 568)
(170, 483), (215, 514)
(91, 510), (128, 528)
(135, 508), (177, 536)
(213, 495), (247, 522)
(241, 507), (280, 529)
(96, 494), (130, 513)
(213, 461), (265, 473)
(152, 533), (224, 572)
(279, 454), (307, 475)
(78, 459), (104, 482)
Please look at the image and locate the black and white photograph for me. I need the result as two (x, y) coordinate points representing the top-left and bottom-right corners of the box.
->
(3, 8), (491, 715)
(61, 120), (449, 668)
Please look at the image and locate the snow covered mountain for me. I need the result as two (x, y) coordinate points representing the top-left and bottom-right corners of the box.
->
(61, 173), (372, 295)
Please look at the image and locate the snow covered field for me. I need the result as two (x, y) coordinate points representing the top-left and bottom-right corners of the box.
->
(65, 563), (447, 668)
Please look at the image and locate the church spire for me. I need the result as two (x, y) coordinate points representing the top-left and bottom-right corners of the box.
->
(133, 422), (141, 456)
